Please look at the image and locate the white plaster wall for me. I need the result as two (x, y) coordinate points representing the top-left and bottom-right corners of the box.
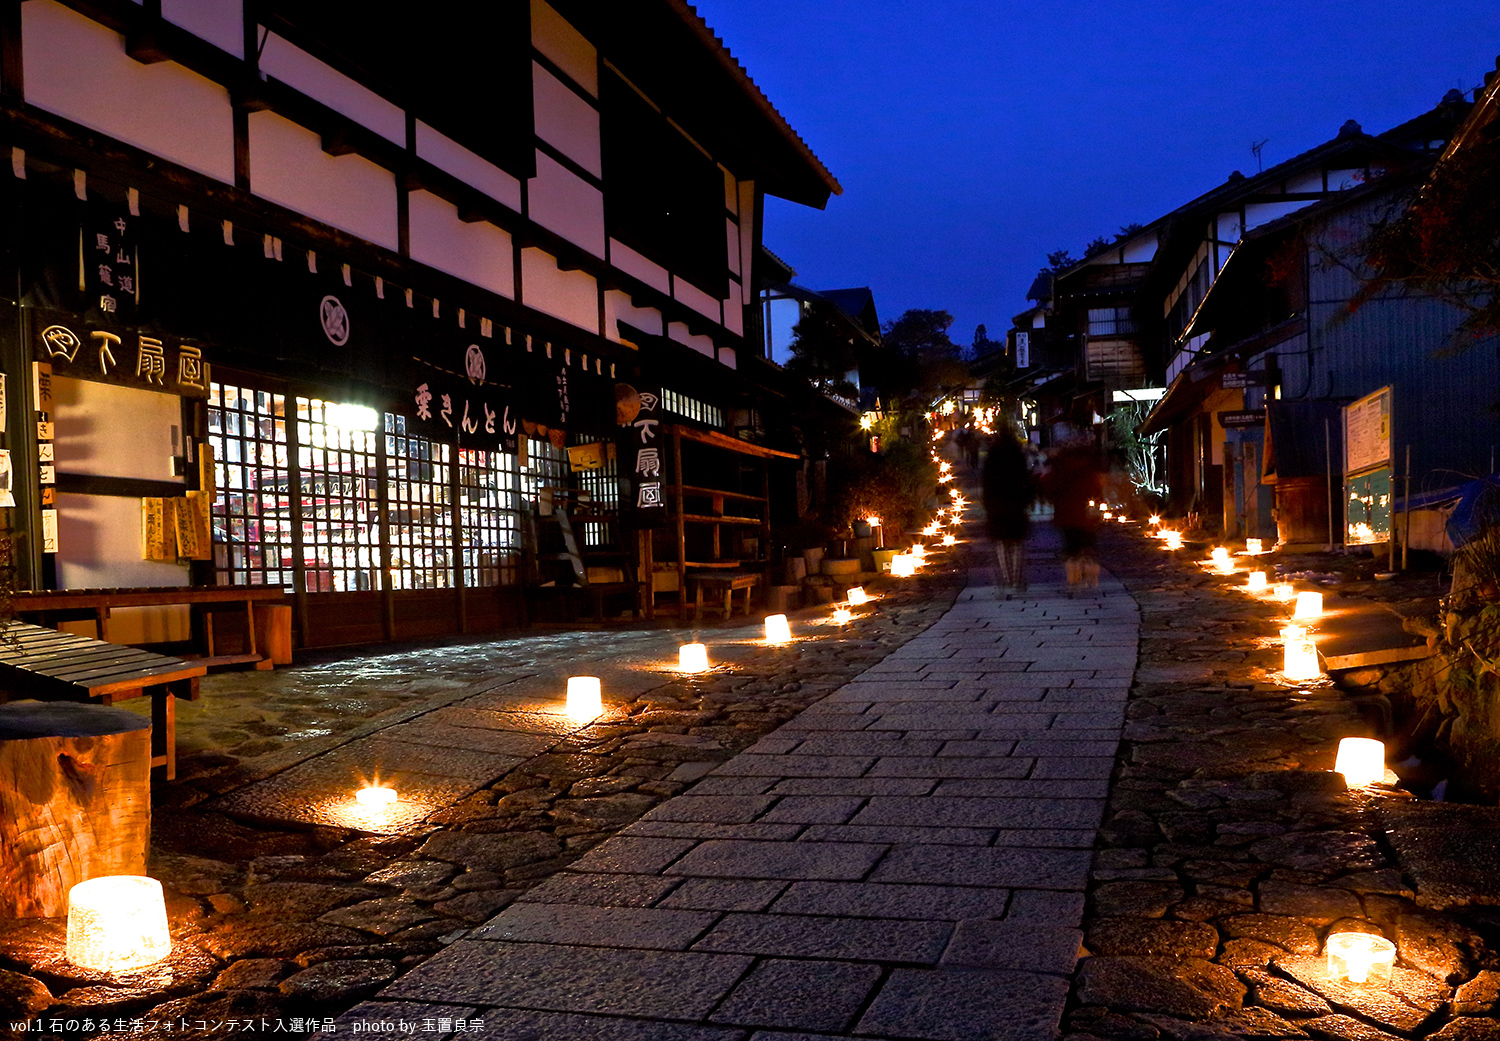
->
(56, 492), (191, 590)
(1286, 170), (1324, 193)
(610, 239), (670, 293)
(674, 278), (722, 323)
(1327, 169), (1366, 191)
(249, 111), (399, 250)
(604, 291), (662, 343)
(409, 190), (515, 299)
(767, 297), (800, 365)
(1122, 236), (1157, 263)
(416, 121), (522, 212)
(522, 249), (599, 333)
(722, 166), (738, 215)
(1217, 213), (1242, 243)
(53, 377), (186, 481)
(668, 322), (714, 357)
(737, 181), (756, 306)
(533, 63), (600, 176)
(529, 152), (605, 258)
(1244, 199), (1314, 232)
(22, 0), (235, 183)
(531, 0), (597, 96)
(163, 0), (242, 57)
(722, 299), (743, 337)
(726, 216), (741, 277)
(718, 345), (736, 370)
(260, 32), (405, 145)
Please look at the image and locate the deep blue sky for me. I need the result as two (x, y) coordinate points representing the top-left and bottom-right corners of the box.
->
(693, 1), (1500, 346)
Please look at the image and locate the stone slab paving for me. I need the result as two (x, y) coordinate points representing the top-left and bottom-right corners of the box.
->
(351, 545), (1141, 1040)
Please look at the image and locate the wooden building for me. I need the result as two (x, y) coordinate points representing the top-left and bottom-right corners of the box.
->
(0, 0), (840, 648)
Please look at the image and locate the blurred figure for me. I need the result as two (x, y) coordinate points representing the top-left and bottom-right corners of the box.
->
(1043, 441), (1104, 586)
(956, 425), (980, 470)
(982, 429), (1034, 590)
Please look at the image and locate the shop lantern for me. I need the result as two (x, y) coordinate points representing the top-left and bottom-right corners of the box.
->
(565, 676), (604, 722)
(1325, 931), (1396, 985)
(678, 643), (710, 673)
(1281, 625), (1321, 680)
(1149, 515), (1162, 526)
(66, 876), (172, 972)
(1210, 547), (1234, 574)
(1294, 591), (1324, 620)
(1334, 737), (1386, 788)
(764, 614), (792, 645)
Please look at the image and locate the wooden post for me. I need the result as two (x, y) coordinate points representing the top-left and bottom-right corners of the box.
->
(0, 702), (152, 918)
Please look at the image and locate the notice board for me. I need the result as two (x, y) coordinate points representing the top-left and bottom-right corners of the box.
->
(1343, 386), (1392, 545)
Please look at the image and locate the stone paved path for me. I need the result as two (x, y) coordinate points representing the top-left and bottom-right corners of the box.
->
(347, 534), (1140, 1040)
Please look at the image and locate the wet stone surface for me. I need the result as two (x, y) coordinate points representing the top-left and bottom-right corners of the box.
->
(0, 571), (961, 1039)
(1064, 527), (1500, 1041)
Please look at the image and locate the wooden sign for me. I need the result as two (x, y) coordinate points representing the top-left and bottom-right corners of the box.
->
(142, 498), (169, 561)
(183, 491), (211, 560)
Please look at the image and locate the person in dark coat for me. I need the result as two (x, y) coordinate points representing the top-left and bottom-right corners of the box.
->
(1041, 441), (1105, 586)
(982, 429), (1034, 589)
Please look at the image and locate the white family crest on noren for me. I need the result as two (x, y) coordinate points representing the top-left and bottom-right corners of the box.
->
(465, 344), (486, 383)
(320, 295), (350, 346)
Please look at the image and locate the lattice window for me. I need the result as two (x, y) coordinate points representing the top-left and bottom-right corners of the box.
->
(661, 387), (723, 428)
(385, 414), (453, 589)
(207, 383), (292, 587)
(296, 397), (380, 592)
(521, 436), (568, 506)
(459, 448), (522, 587)
(571, 436), (619, 549)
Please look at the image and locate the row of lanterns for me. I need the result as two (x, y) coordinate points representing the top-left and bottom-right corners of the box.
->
(1139, 516), (1401, 986)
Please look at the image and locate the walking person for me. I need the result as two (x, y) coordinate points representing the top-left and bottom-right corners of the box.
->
(982, 428), (1034, 590)
(1042, 440), (1105, 587)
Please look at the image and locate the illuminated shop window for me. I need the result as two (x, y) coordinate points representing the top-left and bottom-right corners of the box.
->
(384, 414), (453, 590)
(459, 448), (522, 587)
(207, 384), (292, 587)
(660, 388), (723, 428)
(296, 396), (380, 593)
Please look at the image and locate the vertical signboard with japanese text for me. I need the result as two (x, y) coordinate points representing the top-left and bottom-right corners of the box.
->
(1343, 386), (1392, 546)
(617, 384), (667, 526)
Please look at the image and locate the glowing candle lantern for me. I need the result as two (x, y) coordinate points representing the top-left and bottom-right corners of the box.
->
(923, 523), (941, 536)
(66, 876), (172, 972)
(891, 554), (916, 577)
(1247, 571), (1267, 592)
(1281, 625), (1321, 680)
(1335, 737), (1386, 788)
(942, 534), (957, 547)
(848, 586), (869, 605)
(910, 543), (927, 559)
(1164, 531), (1183, 550)
(1293, 591), (1324, 620)
(1274, 582), (1295, 602)
(864, 516), (881, 529)
(1102, 511), (1113, 520)
(1246, 538), (1263, 554)
(1149, 514), (1162, 526)
(678, 643), (710, 673)
(764, 614), (792, 645)
(1325, 931), (1396, 985)
(355, 785), (398, 809)
(565, 676), (604, 721)
(832, 607), (852, 625)
(1210, 546), (1230, 566)
(1117, 514), (1129, 524)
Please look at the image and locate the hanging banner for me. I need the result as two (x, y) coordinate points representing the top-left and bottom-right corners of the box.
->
(616, 382), (667, 526)
(82, 201), (138, 324)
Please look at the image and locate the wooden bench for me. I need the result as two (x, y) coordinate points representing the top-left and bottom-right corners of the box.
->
(0, 621), (207, 780)
(687, 570), (762, 621)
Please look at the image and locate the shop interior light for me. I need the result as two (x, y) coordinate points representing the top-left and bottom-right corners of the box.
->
(565, 676), (603, 722)
(678, 643), (709, 673)
(324, 402), (380, 432)
(66, 876), (172, 973)
(1294, 591), (1324, 619)
(1334, 737), (1386, 788)
(764, 614), (792, 645)
(1325, 931), (1396, 985)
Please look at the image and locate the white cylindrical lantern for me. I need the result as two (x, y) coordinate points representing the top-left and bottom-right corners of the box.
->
(891, 554), (916, 578)
(847, 586), (869, 605)
(355, 785), (398, 809)
(678, 643), (710, 673)
(1246, 538), (1263, 554)
(566, 676), (604, 721)
(1149, 515), (1162, 526)
(1247, 571), (1267, 592)
(1281, 625), (1321, 680)
(1102, 511), (1113, 520)
(942, 534), (957, 547)
(1164, 531), (1183, 550)
(66, 876), (172, 972)
(1274, 582), (1295, 602)
(1335, 737), (1386, 788)
(1293, 591), (1324, 619)
(1326, 931), (1396, 985)
(764, 614), (792, 644)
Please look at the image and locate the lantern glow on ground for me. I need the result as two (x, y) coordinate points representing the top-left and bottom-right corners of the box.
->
(1281, 625), (1322, 680)
(1248, 571), (1267, 592)
(565, 676), (603, 722)
(1335, 737), (1386, 788)
(66, 876), (173, 973)
(1326, 932), (1396, 985)
(832, 607), (852, 625)
(1294, 591), (1324, 619)
(678, 643), (710, 673)
(764, 614), (792, 644)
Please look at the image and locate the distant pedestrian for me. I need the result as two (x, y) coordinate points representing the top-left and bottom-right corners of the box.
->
(956, 426), (980, 470)
(982, 429), (1034, 590)
(1042, 441), (1105, 587)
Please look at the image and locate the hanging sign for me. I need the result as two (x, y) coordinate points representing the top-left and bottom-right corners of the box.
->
(83, 203), (138, 323)
(617, 383), (667, 526)
(32, 310), (208, 397)
(406, 334), (519, 453)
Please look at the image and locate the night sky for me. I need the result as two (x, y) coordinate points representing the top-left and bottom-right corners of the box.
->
(693, 1), (1500, 350)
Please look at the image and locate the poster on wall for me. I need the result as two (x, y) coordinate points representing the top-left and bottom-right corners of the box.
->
(0, 449), (13, 508)
(40, 508), (57, 554)
(0, 372), (7, 430)
(1344, 386), (1393, 546)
